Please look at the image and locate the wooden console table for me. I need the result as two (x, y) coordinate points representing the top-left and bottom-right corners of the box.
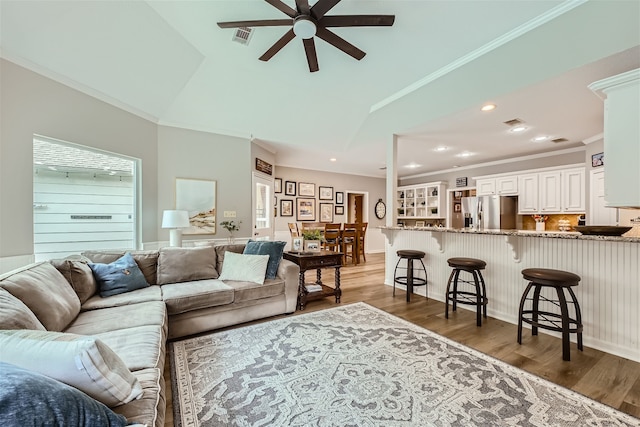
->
(283, 251), (342, 310)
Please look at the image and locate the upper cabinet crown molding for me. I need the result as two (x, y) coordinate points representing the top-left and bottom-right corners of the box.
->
(588, 68), (640, 99)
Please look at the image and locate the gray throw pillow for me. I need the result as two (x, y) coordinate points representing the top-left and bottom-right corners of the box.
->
(0, 362), (128, 427)
(89, 253), (149, 297)
(243, 240), (286, 279)
(157, 246), (218, 285)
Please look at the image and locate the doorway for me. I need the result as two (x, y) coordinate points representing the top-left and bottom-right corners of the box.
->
(346, 191), (368, 224)
(251, 172), (273, 240)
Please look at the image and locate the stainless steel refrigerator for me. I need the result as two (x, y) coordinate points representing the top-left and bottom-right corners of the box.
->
(461, 195), (517, 230)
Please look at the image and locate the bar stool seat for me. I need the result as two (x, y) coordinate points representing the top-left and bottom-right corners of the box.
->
(393, 250), (427, 302)
(445, 257), (487, 326)
(518, 268), (583, 361)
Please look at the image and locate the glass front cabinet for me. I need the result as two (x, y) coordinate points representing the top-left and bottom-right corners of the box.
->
(396, 182), (447, 219)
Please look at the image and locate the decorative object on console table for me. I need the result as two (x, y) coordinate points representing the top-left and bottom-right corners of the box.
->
(162, 210), (190, 247)
(301, 229), (322, 252)
(220, 220), (241, 243)
(175, 178), (216, 235)
(291, 237), (304, 252)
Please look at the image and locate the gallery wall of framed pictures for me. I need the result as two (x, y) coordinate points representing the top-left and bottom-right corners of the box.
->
(273, 177), (346, 223)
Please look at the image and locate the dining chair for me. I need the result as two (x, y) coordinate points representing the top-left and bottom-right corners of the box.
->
(288, 222), (299, 237)
(341, 227), (358, 265)
(356, 222), (368, 263)
(323, 223), (342, 252)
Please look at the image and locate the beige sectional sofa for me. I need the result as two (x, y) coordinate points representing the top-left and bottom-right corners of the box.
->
(0, 243), (299, 427)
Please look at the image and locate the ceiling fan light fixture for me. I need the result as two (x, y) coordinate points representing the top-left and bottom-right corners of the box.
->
(293, 16), (316, 39)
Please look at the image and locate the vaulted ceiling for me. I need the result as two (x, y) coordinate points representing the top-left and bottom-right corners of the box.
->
(2, 1), (639, 177)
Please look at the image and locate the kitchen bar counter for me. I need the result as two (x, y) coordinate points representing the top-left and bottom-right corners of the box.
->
(380, 226), (639, 362)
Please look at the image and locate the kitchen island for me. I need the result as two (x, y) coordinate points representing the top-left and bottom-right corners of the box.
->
(380, 226), (640, 362)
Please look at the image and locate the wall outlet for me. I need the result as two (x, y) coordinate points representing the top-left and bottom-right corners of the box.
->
(223, 211), (236, 218)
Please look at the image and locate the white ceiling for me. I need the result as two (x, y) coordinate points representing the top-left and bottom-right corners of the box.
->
(1, 1), (639, 178)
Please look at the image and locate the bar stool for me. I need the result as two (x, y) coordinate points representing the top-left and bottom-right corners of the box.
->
(393, 250), (427, 302)
(517, 268), (583, 361)
(445, 257), (487, 327)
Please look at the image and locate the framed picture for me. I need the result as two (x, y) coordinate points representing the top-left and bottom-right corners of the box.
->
(304, 240), (321, 252)
(454, 203), (461, 212)
(335, 191), (344, 204)
(274, 178), (282, 193)
(320, 203), (333, 222)
(319, 186), (333, 200)
(298, 182), (315, 197)
(296, 198), (316, 221)
(592, 152), (604, 167)
(291, 237), (303, 252)
(280, 199), (293, 217)
(175, 178), (216, 235)
(335, 205), (344, 215)
(285, 181), (297, 196)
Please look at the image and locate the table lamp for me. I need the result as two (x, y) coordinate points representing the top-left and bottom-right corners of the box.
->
(162, 210), (190, 247)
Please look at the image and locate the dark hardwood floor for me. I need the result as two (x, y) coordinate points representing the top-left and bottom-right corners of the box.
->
(165, 253), (640, 426)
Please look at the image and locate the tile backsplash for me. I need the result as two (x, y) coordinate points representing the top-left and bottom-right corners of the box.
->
(521, 214), (582, 231)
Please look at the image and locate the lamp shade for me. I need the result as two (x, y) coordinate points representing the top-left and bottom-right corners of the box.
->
(162, 210), (190, 229)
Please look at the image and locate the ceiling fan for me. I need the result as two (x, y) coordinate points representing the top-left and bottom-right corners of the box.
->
(217, 0), (395, 72)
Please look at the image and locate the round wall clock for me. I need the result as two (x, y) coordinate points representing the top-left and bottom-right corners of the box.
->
(375, 199), (386, 219)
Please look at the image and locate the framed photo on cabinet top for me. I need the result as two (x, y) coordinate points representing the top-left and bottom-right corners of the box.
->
(592, 152), (604, 167)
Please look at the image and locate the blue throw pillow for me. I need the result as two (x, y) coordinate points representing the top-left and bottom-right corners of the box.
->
(89, 253), (149, 297)
(0, 362), (128, 427)
(243, 240), (286, 280)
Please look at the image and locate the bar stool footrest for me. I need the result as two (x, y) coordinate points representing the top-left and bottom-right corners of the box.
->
(520, 310), (583, 334)
(394, 276), (427, 286)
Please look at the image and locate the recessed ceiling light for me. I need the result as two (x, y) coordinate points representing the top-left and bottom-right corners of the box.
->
(481, 103), (496, 112)
(452, 165), (460, 168)
(405, 163), (422, 169)
(434, 146), (448, 152)
(532, 136), (548, 142)
(510, 125), (528, 133)
(329, 157), (337, 162)
(456, 152), (474, 158)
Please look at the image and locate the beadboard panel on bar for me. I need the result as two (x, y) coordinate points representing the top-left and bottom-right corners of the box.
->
(383, 228), (640, 362)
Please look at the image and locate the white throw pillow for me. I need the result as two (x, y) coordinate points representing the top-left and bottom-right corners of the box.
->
(218, 251), (270, 285)
(0, 330), (143, 407)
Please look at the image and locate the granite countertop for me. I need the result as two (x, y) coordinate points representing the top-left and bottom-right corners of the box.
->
(378, 226), (640, 243)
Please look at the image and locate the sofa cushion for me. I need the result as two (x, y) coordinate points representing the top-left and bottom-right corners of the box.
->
(218, 251), (269, 285)
(96, 325), (166, 373)
(224, 278), (286, 303)
(112, 367), (165, 427)
(243, 240), (286, 279)
(157, 246), (218, 285)
(82, 286), (162, 311)
(215, 244), (246, 273)
(0, 330), (143, 407)
(66, 301), (167, 336)
(0, 262), (81, 331)
(161, 279), (234, 315)
(0, 362), (128, 427)
(50, 255), (98, 303)
(0, 287), (46, 330)
(83, 250), (159, 285)
(89, 253), (150, 297)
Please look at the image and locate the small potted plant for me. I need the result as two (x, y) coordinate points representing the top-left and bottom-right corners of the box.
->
(301, 229), (323, 252)
(220, 220), (241, 243)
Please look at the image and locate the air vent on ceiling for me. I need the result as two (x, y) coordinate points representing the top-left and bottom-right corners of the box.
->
(551, 138), (569, 143)
(232, 27), (253, 45)
(503, 118), (525, 127)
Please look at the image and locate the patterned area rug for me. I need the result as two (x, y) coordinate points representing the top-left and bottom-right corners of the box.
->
(169, 303), (638, 426)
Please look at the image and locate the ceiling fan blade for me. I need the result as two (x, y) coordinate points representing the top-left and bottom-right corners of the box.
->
(265, 0), (297, 18)
(296, 0), (310, 15)
(310, 0), (341, 20)
(217, 19), (292, 29)
(303, 38), (319, 72)
(259, 29), (295, 61)
(321, 15), (395, 27)
(315, 27), (365, 60)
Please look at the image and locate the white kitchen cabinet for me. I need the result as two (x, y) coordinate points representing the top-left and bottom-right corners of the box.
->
(589, 69), (640, 208)
(476, 175), (517, 196)
(562, 168), (585, 212)
(539, 171), (561, 213)
(518, 174), (539, 213)
(476, 179), (496, 196)
(397, 182), (446, 219)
